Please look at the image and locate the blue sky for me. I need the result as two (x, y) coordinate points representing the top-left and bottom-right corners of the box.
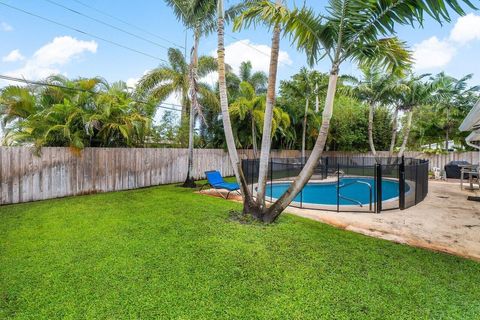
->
(1, 0), (480, 114)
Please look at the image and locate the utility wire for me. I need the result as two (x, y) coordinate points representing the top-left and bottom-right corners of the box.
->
(0, 1), (167, 63)
(43, 0), (171, 51)
(72, 0), (184, 49)
(0, 75), (183, 112)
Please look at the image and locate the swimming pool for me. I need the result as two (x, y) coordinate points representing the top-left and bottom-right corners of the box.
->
(266, 177), (408, 206)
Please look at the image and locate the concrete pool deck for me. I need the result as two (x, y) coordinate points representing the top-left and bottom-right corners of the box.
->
(199, 180), (480, 261)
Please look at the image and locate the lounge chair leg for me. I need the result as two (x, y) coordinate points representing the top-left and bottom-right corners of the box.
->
(226, 191), (231, 199)
(213, 188), (226, 199)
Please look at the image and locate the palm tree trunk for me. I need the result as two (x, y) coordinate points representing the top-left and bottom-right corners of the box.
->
(389, 107), (399, 158)
(264, 67), (339, 222)
(251, 116), (258, 158)
(302, 99), (309, 159)
(315, 83), (319, 113)
(398, 109), (413, 158)
(217, 3), (255, 208)
(255, 1), (282, 210)
(367, 102), (381, 163)
(183, 27), (200, 188)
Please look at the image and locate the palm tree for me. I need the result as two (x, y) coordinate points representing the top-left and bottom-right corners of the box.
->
(281, 68), (327, 159)
(234, 0), (292, 213)
(1, 76), (151, 150)
(395, 74), (435, 157)
(238, 61), (268, 93)
(345, 68), (405, 161)
(0, 86), (36, 129)
(233, 0), (472, 222)
(164, 0), (214, 187)
(431, 72), (480, 150)
(137, 46), (216, 186)
(230, 81), (290, 157)
(137, 48), (191, 122)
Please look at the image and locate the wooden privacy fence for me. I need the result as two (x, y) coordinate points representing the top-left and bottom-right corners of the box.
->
(0, 147), (235, 205)
(1, 147), (478, 205)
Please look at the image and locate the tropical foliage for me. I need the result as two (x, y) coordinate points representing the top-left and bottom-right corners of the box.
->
(0, 76), (152, 150)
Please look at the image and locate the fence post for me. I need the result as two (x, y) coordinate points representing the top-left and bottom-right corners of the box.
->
(399, 156), (405, 210)
(336, 163), (340, 213)
(325, 157), (329, 179)
(270, 157), (273, 201)
(300, 156), (304, 208)
(376, 163), (382, 213)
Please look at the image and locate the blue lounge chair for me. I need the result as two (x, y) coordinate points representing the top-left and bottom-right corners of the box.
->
(201, 170), (240, 199)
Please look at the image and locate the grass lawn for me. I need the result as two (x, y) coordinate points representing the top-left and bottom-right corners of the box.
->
(1, 185), (479, 319)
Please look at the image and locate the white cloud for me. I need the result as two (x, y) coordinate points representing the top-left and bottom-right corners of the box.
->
(125, 69), (151, 90)
(211, 39), (292, 74)
(126, 77), (139, 88)
(412, 36), (456, 70)
(6, 36), (98, 80)
(449, 13), (480, 45)
(1, 22), (13, 32)
(2, 49), (25, 62)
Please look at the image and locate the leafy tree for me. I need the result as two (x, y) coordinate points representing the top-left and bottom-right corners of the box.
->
(0, 76), (151, 150)
(431, 72), (480, 150)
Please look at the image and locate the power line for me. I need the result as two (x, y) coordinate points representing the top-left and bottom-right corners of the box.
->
(0, 75), (183, 112)
(43, 0), (171, 51)
(0, 1), (167, 63)
(72, 0), (184, 49)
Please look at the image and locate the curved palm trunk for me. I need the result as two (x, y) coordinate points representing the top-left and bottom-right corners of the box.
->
(301, 99), (309, 159)
(217, 4), (255, 208)
(183, 27), (200, 188)
(264, 68), (339, 223)
(389, 107), (399, 158)
(255, 6), (281, 210)
(398, 109), (413, 158)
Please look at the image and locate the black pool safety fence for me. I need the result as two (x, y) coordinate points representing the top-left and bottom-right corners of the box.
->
(241, 156), (429, 213)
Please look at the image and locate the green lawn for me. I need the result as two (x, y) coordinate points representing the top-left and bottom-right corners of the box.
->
(1, 185), (479, 319)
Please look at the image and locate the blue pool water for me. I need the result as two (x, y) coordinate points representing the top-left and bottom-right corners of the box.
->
(267, 177), (407, 206)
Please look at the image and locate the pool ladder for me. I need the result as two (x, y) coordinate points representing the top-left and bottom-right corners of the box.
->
(337, 180), (373, 211)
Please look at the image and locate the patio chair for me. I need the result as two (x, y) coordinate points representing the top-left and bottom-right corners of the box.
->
(200, 170), (241, 199)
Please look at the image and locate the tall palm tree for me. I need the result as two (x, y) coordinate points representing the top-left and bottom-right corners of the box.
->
(164, 0), (214, 187)
(234, 0), (472, 222)
(431, 72), (480, 150)
(137, 46), (216, 186)
(234, 0), (291, 212)
(215, 0), (257, 210)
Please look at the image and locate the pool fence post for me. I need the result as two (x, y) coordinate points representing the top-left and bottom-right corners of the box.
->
(300, 156), (304, 208)
(399, 156), (405, 210)
(376, 164), (382, 213)
(325, 157), (329, 179)
(337, 163), (340, 212)
(270, 157), (273, 201)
